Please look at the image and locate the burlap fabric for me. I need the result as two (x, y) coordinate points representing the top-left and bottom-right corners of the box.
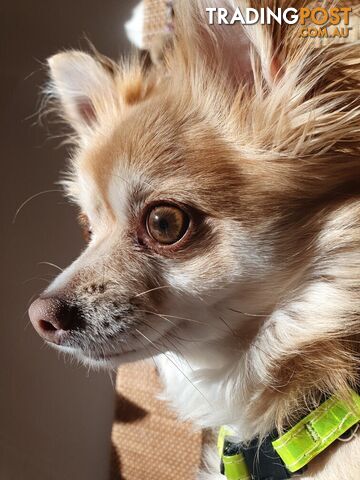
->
(111, 362), (202, 480)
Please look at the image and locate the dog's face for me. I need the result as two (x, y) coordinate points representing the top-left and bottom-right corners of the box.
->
(30, 52), (281, 366)
(29, 1), (359, 379)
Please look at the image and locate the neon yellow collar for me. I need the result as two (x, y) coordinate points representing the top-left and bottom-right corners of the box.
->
(218, 389), (360, 480)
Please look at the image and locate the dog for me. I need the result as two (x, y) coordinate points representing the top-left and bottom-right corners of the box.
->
(29, 1), (360, 478)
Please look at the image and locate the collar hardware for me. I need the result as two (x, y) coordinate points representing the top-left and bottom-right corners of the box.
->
(218, 389), (360, 480)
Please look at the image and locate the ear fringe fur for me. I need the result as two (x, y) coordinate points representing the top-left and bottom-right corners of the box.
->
(168, 0), (360, 162)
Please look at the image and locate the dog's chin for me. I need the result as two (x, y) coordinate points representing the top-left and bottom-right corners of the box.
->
(47, 341), (162, 369)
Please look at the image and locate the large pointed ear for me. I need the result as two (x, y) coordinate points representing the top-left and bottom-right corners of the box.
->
(47, 51), (118, 139)
(173, 0), (288, 87)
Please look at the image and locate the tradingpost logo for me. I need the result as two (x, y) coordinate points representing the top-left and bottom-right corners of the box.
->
(206, 6), (353, 39)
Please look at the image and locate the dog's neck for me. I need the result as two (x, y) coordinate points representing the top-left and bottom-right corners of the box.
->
(159, 323), (359, 439)
(158, 243), (360, 476)
(157, 286), (360, 477)
(158, 333), (360, 479)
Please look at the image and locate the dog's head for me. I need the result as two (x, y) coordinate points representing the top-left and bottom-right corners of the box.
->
(29, 0), (359, 397)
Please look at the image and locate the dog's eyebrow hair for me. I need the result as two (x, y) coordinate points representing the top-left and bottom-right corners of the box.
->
(112, 173), (159, 193)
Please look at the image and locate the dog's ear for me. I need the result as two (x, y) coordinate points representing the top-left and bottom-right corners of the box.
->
(47, 51), (118, 138)
(174, 0), (292, 87)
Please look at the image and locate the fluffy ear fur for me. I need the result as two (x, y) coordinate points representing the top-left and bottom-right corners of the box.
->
(47, 51), (119, 138)
(47, 51), (159, 142)
(172, 0), (297, 87)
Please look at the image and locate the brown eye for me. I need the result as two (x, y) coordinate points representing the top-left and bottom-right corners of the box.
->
(78, 213), (92, 243)
(146, 205), (190, 245)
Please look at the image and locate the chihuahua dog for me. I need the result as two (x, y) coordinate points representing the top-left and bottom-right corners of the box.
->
(29, 1), (360, 478)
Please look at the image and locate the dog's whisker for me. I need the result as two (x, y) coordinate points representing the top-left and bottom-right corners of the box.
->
(25, 293), (41, 311)
(12, 189), (62, 224)
(142, 320), (194, 371)
(134, 285), (171, 298)
(38, 261), (64, 273)
(24, 319), (33, 332)
(140, 309), (241, 336)
(23, 277), (52, 285)
(138, 310), (178, 327)
(218, 315), (238, 337)
(135, 328), (211, 406)
(140, 310), (208, 325)
(134, 334), (161, 371)
(167, 332), (206, 343)
(228, 307), (269, 318)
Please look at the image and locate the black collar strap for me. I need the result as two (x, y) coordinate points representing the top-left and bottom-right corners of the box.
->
(220, 430), (306, 480)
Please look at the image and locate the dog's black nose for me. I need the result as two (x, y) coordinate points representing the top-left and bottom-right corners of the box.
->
(29, 297), (83, 344)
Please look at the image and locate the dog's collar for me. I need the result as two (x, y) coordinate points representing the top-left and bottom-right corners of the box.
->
(218, 389), (360, 480)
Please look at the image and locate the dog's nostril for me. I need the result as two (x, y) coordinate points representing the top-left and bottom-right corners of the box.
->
(39, 320), (57, 332)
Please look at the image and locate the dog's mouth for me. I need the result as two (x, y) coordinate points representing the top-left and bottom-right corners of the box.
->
(47, 317), (184, 367)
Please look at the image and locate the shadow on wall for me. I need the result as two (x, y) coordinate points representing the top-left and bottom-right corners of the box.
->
(0, 1), (136, 479)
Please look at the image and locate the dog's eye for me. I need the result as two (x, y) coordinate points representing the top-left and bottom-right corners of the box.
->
(78, 213), (93, 243)
(146, 205), (190, 245)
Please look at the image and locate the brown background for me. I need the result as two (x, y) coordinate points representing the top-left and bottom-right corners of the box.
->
(0, 1), (136, 479)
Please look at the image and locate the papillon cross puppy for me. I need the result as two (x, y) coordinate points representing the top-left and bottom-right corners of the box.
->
(29, 1), (360, 478)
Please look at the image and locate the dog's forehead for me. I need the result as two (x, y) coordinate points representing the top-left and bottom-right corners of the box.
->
(79, 103), (180, 186)
(76, 99), (243, 219)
